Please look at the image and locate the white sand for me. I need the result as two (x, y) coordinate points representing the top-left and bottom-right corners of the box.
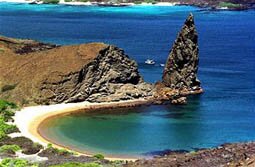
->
(13, 99), (150, 160)
(8, 132), (23, 138)
(16, 151), (48, 163)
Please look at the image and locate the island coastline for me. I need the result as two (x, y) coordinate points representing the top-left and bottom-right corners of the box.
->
(0, 0), (254, 11)
(14, 98), (152, 161)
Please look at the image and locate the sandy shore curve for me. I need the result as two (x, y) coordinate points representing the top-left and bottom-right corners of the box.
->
(14, 98), (152, 161)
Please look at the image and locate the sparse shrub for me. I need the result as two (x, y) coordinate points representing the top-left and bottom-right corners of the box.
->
(134, 1), (142, 4)
(0, 144), (21, 154)
(1, 84), (16, 92)
(144, 0), (157, 4)
(47, 143), (53, 148)
(57, 148), (72, 155)
(0, 100), (17, 121)
(77, 0), (89, 2)
(42, 144), (73, 156)
(0, 100), (17, 111)
(0, 116), (18, 139)
(218, 2), (241, 8)
(43, 0), (60, 4)
(93, 153), (104, 160)
(0, 158), (38, 167)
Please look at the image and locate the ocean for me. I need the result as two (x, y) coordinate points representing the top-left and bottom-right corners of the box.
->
(1, 2), (255, 157)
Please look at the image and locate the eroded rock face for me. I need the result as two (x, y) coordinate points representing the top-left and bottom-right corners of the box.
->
(162, 13), (201, 91)
(43, 45), (153, 103)
(0, 37), (153, 105)
(154, 14), (203, 104)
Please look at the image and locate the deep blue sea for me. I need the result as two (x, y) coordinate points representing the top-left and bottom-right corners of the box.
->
(1, 2), (255, 157)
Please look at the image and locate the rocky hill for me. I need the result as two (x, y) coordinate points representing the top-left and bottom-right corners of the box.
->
(0, 36), (153, 105)
(154, 13), (203, 105)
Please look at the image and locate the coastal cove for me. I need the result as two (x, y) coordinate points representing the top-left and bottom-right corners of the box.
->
(0, 2), (255, 162)
(14, 99), (152, 160)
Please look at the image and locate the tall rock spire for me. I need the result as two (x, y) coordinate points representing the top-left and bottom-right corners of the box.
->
(162, 13), (201, 91)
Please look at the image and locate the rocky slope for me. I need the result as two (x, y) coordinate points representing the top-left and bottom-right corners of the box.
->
(0, 36), (153, 105)
(154, 14), (203, 104)
(125, 142), (255, 167)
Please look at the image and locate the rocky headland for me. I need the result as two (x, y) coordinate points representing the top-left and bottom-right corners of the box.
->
(0, 14), (202, 106)
(0, 14), (254, 167)
(0, 36), (153, 106)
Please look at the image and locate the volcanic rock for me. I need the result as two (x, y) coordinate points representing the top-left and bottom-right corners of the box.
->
(153, 14), (203, 104)
(0, 36), (153, 105)
(162, 13), (201, 91)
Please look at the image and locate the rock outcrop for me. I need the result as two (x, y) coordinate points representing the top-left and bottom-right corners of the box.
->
(154, 14), (203, 104)
(0, 36), (153, 105)
(125, 142), (255, 167)
(0, 14), (203, 106)
(163, 13), (201, 91)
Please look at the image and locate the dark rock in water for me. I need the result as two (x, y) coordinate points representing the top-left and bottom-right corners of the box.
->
(153, 13), (203, 105)
(162, 13), (201, 91)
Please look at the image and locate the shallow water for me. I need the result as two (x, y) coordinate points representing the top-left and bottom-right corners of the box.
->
(1, 3), (255, 157)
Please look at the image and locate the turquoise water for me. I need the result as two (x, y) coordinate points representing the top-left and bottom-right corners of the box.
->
(1, 2), (255, 157)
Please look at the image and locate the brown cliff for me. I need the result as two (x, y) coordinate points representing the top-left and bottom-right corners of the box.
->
(0, 36), (153, 105)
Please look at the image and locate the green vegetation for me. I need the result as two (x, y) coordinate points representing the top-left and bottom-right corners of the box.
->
(218, 2), (241, 8)
(144, 0), (157, 4)
(134, 1), (142, 4)
(0, 116), (18, 139)
(0, 144), (21, 154)
(46, 143), (74, 156)
(0, 100), (18, 139)
(77, 0), (89, 2)
(133, 0), (158, 4)
(1, 84), (16, 93)
(47, 143), (53, 148)
(49, 162), (102, 167)
(0, 99), (17, 121)
(0, 158), (38, 167)
(0, 100), (17, 111)
(42, 0), (60, 4)
(64, 0), (72, 2)
(93, 153), (104, 160)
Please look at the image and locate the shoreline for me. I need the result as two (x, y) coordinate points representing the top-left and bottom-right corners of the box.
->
(0, 0), (253, 11)
(14, 98), (153, 161)
(0, 0), (179, 6)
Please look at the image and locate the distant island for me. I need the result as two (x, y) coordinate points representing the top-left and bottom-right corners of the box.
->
(0, 0), (254, 10)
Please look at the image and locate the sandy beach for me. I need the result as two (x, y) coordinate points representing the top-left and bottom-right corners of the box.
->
(14, 98), (152, 161)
